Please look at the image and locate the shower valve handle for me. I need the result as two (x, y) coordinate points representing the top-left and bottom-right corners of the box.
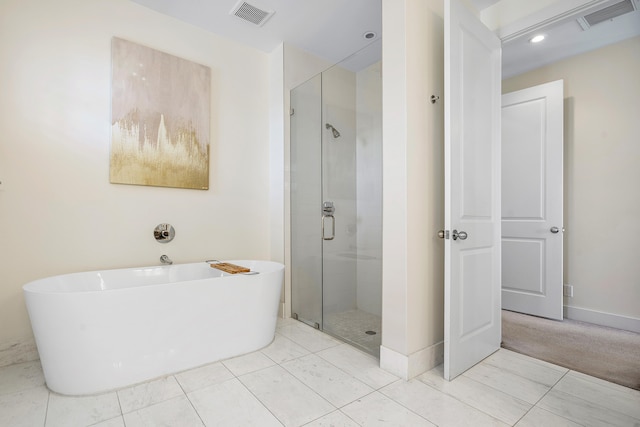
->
(322, 201), (335, 215)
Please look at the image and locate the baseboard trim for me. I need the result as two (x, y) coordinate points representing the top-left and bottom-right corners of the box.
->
(380, 341), (444, 380)
(564, 305), (640, 334)
(0, 337), (39, 368)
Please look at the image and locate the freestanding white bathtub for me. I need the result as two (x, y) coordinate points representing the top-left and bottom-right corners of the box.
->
(23, 260), (284, 396)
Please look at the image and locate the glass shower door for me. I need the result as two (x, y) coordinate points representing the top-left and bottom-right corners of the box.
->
(290, 74), (323, 328)
(319, 65), (359, 345)
(290, 71), (359, 335)
(290, 41), (382, 356)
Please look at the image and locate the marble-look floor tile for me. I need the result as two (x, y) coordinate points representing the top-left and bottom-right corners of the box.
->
(175, 361), (235, 393)
(92, 416), (126, 426)
(117, 375), (184, 413)
(341, 391), (436, 426)
(418, 365), (531, 425)
(316, 344), (399, 389)
(515, 407), (583, 427)
(484, 349), (567, 387)
(554, 371), (640, 419)
(380, 378), (508, 427)
(0, 385), (49, 427)
(46, 391), (121, 427)
(538, 388), (640, 427)
(123, 394), (203, 427)
(569, 369), (640, 396)
(222, 351), (276, 376)
(261, 333), (310, 364)
(239, 365), (335, 426)
(277, 322), (342, 353)
(282, 354), (373, 407)
(188, 378), (282, 427)
(276, 317), (299, 329)
(0, 360), (45, 395)
(463, 361), (552, 404)
(303, 410), (360, 426)
(3, 323), (636, 427)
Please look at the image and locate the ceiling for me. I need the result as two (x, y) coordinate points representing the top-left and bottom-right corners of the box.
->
(130, 0), (640, 77)
(130, 0), (383, 67)
(501, 0), (640, 78)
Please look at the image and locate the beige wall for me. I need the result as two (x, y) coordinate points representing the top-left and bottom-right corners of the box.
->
(0, 0), (273, 365)
(503, 36), (640, 328)
(381, 0), (445, 378)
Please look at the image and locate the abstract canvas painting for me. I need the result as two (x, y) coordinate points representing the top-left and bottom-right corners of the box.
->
(110, 37), (210, 190)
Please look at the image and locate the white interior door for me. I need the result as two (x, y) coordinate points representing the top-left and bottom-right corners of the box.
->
(444, 0), (502, 380)
(502, 80), (564, 320)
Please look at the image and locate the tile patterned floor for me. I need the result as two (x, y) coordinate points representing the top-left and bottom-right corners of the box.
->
(324, 309), (382, 357)
(1, 317), (639, 426)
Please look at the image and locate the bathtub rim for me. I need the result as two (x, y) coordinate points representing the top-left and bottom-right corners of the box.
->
(22, 259), (283, 294)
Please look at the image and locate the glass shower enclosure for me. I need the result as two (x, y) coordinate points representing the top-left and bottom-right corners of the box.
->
(290, 41), (382, 357)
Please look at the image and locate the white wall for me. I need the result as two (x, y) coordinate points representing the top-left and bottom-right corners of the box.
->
(381, 0), (445, 379)
(269, 45), (285, 266)
(0, 0), (274, 366)
(503, 36), (640, 331)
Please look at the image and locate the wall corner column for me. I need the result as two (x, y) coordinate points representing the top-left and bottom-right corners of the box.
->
(381, 0), (445, 380)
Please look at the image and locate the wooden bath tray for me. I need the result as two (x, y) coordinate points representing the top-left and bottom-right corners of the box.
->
(210, 262), (250, 274)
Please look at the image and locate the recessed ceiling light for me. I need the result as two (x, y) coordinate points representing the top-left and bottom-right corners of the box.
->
(529, 34), (545, 43)
(363, 31), (377, 40)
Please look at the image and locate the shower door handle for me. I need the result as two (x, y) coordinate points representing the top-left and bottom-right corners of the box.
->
(322, 215), (335, 240)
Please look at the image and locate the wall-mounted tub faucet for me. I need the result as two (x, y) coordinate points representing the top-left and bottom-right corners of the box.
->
(160, 255), (173, 265)
(154, 223), (175, 243)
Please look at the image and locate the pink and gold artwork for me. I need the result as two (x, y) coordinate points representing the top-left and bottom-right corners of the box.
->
(110, 37), (210, 190)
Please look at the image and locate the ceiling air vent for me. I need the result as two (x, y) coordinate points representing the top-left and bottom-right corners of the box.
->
(229, 1), (275, 27)
(577, 0), (638, 30)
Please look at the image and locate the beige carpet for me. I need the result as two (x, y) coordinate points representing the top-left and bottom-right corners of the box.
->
(501, 310), (640, 390)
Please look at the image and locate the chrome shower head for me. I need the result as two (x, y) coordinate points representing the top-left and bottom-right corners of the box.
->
(325, 123), (341, 139)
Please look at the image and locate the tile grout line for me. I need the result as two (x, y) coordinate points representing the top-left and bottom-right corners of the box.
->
(246, 326), (375, 425)
(550, 370), (640, 424)
(114, 388), (124, 424)
(511, 369), (573, 426)
(176, 374), (209, 427)
(373, 384), (442, 426)
(42, 390), (50, 427)
(460, 357), (566, 403)
(416, 375), (515, 426)
(233, 367), (286, 426)
(282, 324), (434, 424)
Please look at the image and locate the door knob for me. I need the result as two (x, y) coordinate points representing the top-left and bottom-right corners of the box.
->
(438, 230), (446, 239)
(550, 226), (560, 234)
(452, 229), (467, 241)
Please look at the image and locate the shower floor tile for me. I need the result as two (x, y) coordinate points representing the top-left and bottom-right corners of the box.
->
(323, 309), (382, 357)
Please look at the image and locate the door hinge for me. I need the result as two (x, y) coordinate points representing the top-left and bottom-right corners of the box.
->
(290, 108), (295, 116)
